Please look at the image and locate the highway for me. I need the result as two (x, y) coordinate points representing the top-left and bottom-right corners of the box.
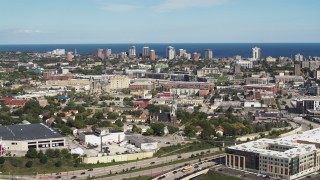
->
(32, 148), (220, 180)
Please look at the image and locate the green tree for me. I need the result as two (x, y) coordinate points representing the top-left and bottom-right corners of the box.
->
(55, 160), (62, 167)
(150, 123), (165, 136)
(25, 161), (33, 168)
(167, 125), (179, 134)
(0, 157), (5, 164)
(40, 156), (48, 164)
(115, 119), (124, 127)
(146, 128), (154, 135)
(184, 125), (197, 137)
(26, 148), (38, 158)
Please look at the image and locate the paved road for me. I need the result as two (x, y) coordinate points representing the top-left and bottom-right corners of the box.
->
(34, 148), (220, 180)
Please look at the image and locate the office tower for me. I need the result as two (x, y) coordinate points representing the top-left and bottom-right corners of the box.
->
(166, 46), (175, 60)
(149, 49), (156, 60)
(179, 49), (186, 57)
(252, 47), (261, 60)
(234, 65), (241, 75)
(295, 53), (304, 61)
(129, 46), (136, 58)
(104, 48), (112, 58)
(67, 52), (73, 61)
(204, 49), (213, 60)
(294, 63), (301, 76)
(192, 52), (200, 60)
(142, 47), (150, 59)
(234, 55), (242, 60)
(96, 49), (103, 58)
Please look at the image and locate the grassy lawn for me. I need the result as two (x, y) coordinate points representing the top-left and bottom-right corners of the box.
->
(217, 75), (228, 82)
(194, 170), (242, 180)
(0, 156), (136, 175)
(124, 176), (152, 180)
(154, 142), (214, 157)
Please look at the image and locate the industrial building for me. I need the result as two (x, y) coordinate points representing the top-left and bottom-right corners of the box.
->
(0, 123), (65, 154)
(225, 128), (320, 180)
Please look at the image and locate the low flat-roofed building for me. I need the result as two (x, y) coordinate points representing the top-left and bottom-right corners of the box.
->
(125, 135), (158, 151)
(0, 123), (65, 153)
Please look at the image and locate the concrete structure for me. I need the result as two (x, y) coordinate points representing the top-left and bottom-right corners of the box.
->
(252, 47), (261, 60)
(192, 52), (201, 60)
(129, 46), (136, 58)
(0, 123), (65, 153)
(149, 49), (156, 60)
(294, 64), (301, 76)
(236, 60), (253, 69)
(79, 128), (125, 145)
(296, 97), (320, 114)
(275, 75), (304, 84)
(295, 53), (304, 61)
(226, 128), (320, 180)
(142, 47), (150, 59)
(52, 49), (65, 56)
(204, 49), (213, 60)
(67, 52), (73, 61)
(197, 67), (220, 77)
(167, 46), (175, 60)
(126, 135), (158, 151)
(83, 151), (154, 164)
(245, 77), (268, 84)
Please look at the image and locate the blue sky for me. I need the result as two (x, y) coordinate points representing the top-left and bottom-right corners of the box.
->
(0, 0), (319, 44)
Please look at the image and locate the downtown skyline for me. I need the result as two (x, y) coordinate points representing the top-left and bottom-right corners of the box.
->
(1, 0), (320, 44)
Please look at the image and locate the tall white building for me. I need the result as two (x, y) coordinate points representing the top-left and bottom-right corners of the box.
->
(295, 53), (304, 61)
(236, 60), (253, 69)
(52, 49), (66, 56)
(179, 49), (186, 57)
(252, 47), (261, 60)
(142, 47), (150, 59)
(129, 46), (136, 57)
(204, 49), (213, 60)
(167, 46), (175, 60)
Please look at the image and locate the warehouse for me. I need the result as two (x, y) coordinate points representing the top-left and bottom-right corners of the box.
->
(126, 135), (158, 151)
(0, 123), (65, 154)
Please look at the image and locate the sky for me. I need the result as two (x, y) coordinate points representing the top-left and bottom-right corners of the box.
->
(0, 0), (320, 44)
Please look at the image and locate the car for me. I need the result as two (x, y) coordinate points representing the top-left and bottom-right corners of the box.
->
(55, 176), (61, 179)
(71, 176), (77, 179)
(88, 168), (93, 171)
(197, 167), (202, 171)
(177, 155), (182, 158)
(194, 165), (199, 168)
(306, 175), (312, 178)
(130, 167), (136, 170)
(173, 170), (178, 174)
(150, 162), (155, 165)
(165, 142), (171, 144)
(80, 172), (85, 175)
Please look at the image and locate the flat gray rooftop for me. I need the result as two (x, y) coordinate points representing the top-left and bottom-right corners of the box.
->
(0, 123), (63, 141)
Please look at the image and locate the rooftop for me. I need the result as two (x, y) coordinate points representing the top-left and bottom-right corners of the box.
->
(0, 123), (63, 141)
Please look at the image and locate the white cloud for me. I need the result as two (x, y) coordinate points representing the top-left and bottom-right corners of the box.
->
(102, 3), (138, 12)
(156, 0), (226, 11)
(13, 29), (46, 34)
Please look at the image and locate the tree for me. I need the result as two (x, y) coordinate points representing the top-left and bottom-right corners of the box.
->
(25, 161), (33, 168)
(184, 125), (197, 137)
(37, 150), (44, 159)
(168, 125), (179, 134)
(40, 156), (48, 164)
(107, 112), (118, 120)
(150, 123), (165, 136)
(55, 160), (62, 167)
(115, 119), (124, 127)
(132, 125), (142, 134)
(146, 128), (154, 135)
(0, 157), (5, 164)
(26, 148), (38, 158)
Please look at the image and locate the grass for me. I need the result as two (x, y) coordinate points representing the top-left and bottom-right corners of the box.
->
(96, 152), (225, 179)
(194, 170), (242, 180)
(0, 156), (136, 175)
(154, 142), (214, 157)
(124, 176), (152, 180)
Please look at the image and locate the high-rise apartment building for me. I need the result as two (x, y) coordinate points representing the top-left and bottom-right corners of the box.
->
(167, 46), (175, 60)
(97, 49), (103, 58)
(192, 52), (201, 60)
(204, 49), (213, 60)
(67, 52), (73, 61)
(149, 50), (156, 60)
(294, 63), (301, 76)
(252, 47), (261, 60)
(295, 53), (304, 61)
(129, 46), (136, 58)
(179, 49), (187, 57)
(142, 47), (150, 59)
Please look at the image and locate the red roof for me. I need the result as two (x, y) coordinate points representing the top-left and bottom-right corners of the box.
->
(0, 97), (26, 107)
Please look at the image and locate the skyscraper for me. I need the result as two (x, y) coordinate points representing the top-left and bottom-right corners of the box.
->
(142, 47), (150, 59)
(204, 49), (213, 60)
(129, 46), (136, 58)
(167, 46), (175, 60)
(192, 52), (201, 60)
(179, 49), (186, 57)
(295, 53), (304, 61)
(67, 52), (73, 61)
(294, 63), (301, 76)
(149, 49), (156, 60)
(252, 47), (261, 60)
(96, 49), (103, 58)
